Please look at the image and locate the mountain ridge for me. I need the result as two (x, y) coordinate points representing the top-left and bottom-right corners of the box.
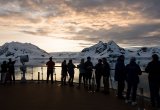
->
(0, 42), (49, 58)
(0, 41), (159, 59)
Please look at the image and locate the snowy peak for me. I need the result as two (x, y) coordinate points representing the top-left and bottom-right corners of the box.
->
(80, 41), (160, 58)
(80, 41), (125, 58)
(81, 41), (107, 53)
(0, 42), (49, 58)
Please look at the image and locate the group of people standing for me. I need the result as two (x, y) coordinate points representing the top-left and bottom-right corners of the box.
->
(115, 55), (142, 106)
(0, 58), (16, 84)
(58, 54), (160, 108)
(0, 54), (159, 108)
(60, 57), (110, 94)
(115, 54), (160, 108)
(60, 57), (111, 94)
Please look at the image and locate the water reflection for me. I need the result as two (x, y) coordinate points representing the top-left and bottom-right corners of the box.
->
(13, 63), (150, 98)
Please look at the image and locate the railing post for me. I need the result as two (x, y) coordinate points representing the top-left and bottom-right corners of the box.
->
(41, 67), (43, 81)
(38, 72), (40, 84)
(31, 66), (33, 81)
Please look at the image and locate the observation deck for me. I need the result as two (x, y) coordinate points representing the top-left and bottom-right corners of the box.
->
(0, 81), (152, 110)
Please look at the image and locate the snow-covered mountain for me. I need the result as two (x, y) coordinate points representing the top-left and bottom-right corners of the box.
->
(0, 41), (159, 60)
(0, 42), (49, 58)
(132, 47), (160, 58)
(80, 41), (126, 58)
(79, 41), (160, 58)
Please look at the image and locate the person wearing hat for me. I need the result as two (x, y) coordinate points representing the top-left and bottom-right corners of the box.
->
(125, 57), (142, 106)
(145, 54), (160, 108)
(46, 57), (55, 84)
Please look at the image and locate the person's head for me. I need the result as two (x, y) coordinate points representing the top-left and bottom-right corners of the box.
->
(49, 57), (52, 61)
(152, 54), (159, 61)
(98, 59), (102, 63)
(9, 58), (12, 62)
(3, 61), (6, 64)
(63, 60), (66, 63)
(81, 59), (84, 63)
(118, 55), (125, 62)
(102, 57), (107, 63)
(87, 56), (91, 61)
(69, 59), (72, 63)
(130, 57), (136, 63)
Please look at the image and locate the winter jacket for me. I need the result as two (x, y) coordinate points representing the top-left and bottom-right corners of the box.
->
(115, 61), (126, 81)
(77, 63), (86, 74)
(145, 61), (160, 83)
(125, 62), (142, 84)
(95, 62), (103, 76)
(102, 62), (110, 77)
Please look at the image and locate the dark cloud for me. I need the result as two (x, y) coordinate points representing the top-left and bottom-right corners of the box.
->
(0, 0), (160, 49)
(65, 0), (160, 18)
(72, 22), (160, 47)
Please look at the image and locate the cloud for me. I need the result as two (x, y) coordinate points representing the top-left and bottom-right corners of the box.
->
(0, 0), (160, 49)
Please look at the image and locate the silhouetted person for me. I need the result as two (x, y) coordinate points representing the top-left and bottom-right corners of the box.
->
(125, 57), (142, 105)
(7, 58), (16, 84)
(46, 57), (55, 84)
(61, 60), (68, 85)
(1, 61), (8, 84)
(145, 54), (160, 108)
(84, 57), (93, 89)
(67, 60), (76, 86)
(77, 59), (86, 88)
(95, 59), (103, 92)
(20, 62), (27, 83)
(102, 58), (110, 94)
(115, 55), (126, 99)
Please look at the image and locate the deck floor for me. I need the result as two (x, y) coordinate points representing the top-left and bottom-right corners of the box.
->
(0, 82), (152, 110)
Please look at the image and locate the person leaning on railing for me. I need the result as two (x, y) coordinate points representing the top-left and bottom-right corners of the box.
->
(7, 58), (16, 84)
(61, 60), (68, 85)
(145, 54), (160, 108)
(67, 59), (76, 86)
(114, 55), (126, 99)
(77, 58), (86, 88)
(84, 57), (93, 90)
(95, 59), (103, 92)
(125, 57), (142, 106)
(102, 58), (110, 94)
(1, 61), (8, 84)
(46, 57), (55, 84)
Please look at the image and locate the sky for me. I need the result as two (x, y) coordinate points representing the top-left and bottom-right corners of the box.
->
(0, 0), (160, 52)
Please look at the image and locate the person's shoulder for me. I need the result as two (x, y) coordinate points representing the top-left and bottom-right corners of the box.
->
(126, 64), (130, 67)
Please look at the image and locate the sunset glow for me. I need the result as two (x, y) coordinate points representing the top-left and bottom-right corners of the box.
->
(0, 0), (160, 52)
